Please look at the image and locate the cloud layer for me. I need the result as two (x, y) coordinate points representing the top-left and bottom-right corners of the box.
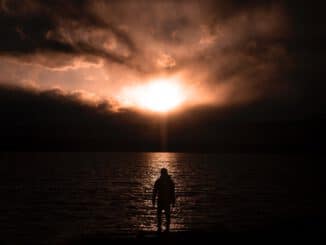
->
(0, 0), (324, 112)
(1, 84), (322, 151)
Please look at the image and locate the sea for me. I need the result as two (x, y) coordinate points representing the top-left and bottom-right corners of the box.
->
(0, 152), (324, 244)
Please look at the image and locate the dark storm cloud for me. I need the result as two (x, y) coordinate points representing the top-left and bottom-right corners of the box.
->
(0, 84), (322, 152)
(0, 0), (324, 119)
(0, 84), (161, 150)
(0, 0), (136, 68)
(0, 0), (289, 73)
(282, 0), (326, 107)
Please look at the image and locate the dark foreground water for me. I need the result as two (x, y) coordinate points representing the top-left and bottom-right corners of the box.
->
(0, 153), (324, 244)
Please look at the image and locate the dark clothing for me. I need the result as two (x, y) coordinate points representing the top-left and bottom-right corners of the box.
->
(152, 175), (175, 230)
(157, 204), (170, 229)
(152, 175), (175, 207)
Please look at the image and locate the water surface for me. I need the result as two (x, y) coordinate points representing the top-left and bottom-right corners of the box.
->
(0, 152), (324, 244)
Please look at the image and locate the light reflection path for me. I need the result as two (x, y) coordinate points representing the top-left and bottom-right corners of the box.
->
(136, 152), (186, 232)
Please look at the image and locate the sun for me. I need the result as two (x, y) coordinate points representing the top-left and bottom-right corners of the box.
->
(137, 79), (184, 112)
(121, 78), (185, 112)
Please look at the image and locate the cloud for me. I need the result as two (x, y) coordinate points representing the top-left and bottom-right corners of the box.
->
(156, 52), (176, 69)
(0, 0), (324, 112)
(0, 84), (322, 151)
(0, 0), (137, 68)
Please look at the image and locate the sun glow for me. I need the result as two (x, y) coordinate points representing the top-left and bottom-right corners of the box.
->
(121, 78), (186, 112)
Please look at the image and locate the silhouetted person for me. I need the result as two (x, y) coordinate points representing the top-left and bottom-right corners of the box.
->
(152, 168), (175, 232)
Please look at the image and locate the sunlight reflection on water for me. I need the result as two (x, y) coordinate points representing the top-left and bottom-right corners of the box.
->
(0, 152), (322, 244)
(138, 152), (184, 231)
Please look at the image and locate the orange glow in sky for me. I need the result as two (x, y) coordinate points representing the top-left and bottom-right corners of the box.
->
(120, 78), (186, 112)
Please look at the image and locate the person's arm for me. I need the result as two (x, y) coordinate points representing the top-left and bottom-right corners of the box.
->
(171, 180), (176, 206)
(152, 180), (158, 207)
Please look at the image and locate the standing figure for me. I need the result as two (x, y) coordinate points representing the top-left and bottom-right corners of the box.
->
(152, 168), (175, 232)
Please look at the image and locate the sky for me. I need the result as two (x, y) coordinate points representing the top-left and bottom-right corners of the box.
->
(0, 0), (324, 151)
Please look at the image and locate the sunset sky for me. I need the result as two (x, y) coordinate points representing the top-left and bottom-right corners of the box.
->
(0, 0), (324, 150)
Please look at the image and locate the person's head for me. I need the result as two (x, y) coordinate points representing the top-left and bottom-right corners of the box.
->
(160, 168), (168, 177)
